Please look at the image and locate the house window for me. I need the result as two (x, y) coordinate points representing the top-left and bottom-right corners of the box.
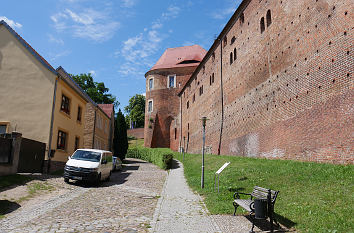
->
(260, 17), (265, 33)
(168, 75), (175, 88)
(266, 10), (272, 27)
(75, 136), (80, 150)
(57, 130), (67, 150)
(231, 36), (236, 45)
(77, 106), (82, 122)
(0, 124), (8, 134)
(149, 78), (154, 90)
(187, 101), (189, 109)
(61, 94), (70, 114)
(148, 100), (153, 112)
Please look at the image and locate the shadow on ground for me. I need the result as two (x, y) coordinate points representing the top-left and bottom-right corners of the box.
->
(0, 200), (21, 216)
(243, 213), (296, 232)
(170, 159), (180, 170)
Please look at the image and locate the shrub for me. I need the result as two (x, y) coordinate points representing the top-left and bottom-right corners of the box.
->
(127, 147), (173, 170)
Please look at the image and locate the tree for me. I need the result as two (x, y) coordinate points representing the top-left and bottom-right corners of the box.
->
(124, 94), (145, 128)
(72, 73), (119, 107)
(113, 109), (128, 161)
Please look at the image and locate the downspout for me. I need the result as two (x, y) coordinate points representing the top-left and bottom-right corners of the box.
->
(92, 107), (97, 148)
(47, 77), (58, 172)
(218, 38), (224, 155)
(179, 94), (182, 152)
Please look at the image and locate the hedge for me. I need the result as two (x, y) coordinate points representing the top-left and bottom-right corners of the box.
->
(127, 147), (173, 170)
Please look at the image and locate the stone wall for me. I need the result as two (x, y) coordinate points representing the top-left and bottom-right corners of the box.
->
(179, 0), (353, 164)
(127, 128), (144, 139)
(83, 103), (95, 149)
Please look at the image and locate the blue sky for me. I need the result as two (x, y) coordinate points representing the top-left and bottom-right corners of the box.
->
(1, 0), (241, 113)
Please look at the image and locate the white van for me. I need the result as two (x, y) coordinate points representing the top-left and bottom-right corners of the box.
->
(63, 149), (113, 184)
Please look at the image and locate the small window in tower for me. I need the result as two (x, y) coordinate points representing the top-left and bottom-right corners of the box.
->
(234, 48), (237, 61)
(199, 85), (203, 96)
(187, 101), (189, 109)
(202, 66), (205, 74)
(223, 36), (227, 47)
(230, 52), (233, 65)
(266, 10), (272, 27)
(168, 75), (176, 88)
(212, 73), (215, 83)
(148, 100), (153, 112)
(260, 17), (265, 33)
(212, 52), (215, 62)
(149, 77), (154, 90)
(174, 128), (177, 140)
(193, 94), (195, 103)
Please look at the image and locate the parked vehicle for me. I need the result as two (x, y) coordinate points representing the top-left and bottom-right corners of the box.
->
(64, 149), (113, 184)
(112, 156), (122, 171)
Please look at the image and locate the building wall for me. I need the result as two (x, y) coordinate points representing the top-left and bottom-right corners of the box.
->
(51, 78), (87, 162)
(144, 66), (197, 151)
(127, 128), (144, 139)
(93, 108), (110, 151)
(0, 26), (56, 154)
(180, 0), (353, 164)
(83, 102), (95, 149)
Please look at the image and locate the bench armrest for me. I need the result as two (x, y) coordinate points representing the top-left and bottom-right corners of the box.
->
(233, 192), (251, 199)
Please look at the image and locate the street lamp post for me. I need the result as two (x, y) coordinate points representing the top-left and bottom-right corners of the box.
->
(200, 117), (208, 189)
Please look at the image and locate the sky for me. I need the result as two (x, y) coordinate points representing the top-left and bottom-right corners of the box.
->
(1, 0), (241, 113)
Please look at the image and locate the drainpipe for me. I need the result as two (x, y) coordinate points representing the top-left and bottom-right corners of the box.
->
(179, 95), (183, 152)
(92, 107), (97, 148)
(217, 38), (225, 155)
(47, 77), (58, 173)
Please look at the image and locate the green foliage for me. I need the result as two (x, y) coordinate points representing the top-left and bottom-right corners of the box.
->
(173, 152), (354, 233)
(71, 73), (119, 107)
(113, 109), (128, 160)
(127, 147), (173, 170)
(124, 94), (145, 128)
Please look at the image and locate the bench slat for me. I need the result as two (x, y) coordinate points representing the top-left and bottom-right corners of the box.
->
(234, 199), (252, 212)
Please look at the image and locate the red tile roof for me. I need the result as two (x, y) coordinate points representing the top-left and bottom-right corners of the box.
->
(98, 104), (114, 118)
(149, 45), (207, 72)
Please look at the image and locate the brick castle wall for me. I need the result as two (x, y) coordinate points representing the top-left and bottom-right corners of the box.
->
(179, 0), (353, 164)
(127, 128), (144, 139)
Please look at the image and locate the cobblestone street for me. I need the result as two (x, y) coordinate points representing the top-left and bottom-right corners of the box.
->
(0, 158), (167, 233)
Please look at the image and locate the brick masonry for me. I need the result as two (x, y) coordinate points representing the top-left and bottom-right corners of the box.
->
(127, 128), (144, 139)
(145, 0), (353, 164)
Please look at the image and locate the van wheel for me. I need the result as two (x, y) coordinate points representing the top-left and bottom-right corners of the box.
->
(106, 171), (111, 181)
(95, 174), (101, 186)
(64, 178), (69, 183)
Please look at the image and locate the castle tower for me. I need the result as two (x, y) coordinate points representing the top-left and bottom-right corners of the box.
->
(144, 45), (206, 151)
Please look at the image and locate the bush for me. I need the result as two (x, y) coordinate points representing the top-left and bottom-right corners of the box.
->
(127, 147), (173, 170)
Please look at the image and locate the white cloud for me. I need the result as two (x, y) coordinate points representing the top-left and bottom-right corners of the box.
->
(51, 8), (120, 42)
(49, 50), (71, 61)
(89, 70), (96, 76)
(141, 92), (146, 97)
(48, 34), (64, 45)
(118, 5), (181, 77)
(121, 0), (137, 8)
(212, 6), (236, 19)
(183, 41), (195, 46)
(0, 16), (22, 29)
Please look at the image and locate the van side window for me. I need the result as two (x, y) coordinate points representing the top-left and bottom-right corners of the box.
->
(101, 153), (106, 164)
(106, 153), (113, 163)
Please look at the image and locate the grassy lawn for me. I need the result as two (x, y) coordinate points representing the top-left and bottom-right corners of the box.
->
(128, 138), (144, 149)
(174, 152), (354, 232)
(0, 174), (32, 190)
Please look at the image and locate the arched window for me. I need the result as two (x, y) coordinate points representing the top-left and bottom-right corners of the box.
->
(230, 52), (233, 65)
(266, 10), (272, 27)
(240, 12), (245, 24)
(234, 48), (237, 61)
(260, 17), (265, 33)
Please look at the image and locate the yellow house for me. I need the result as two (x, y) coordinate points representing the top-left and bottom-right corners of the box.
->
(0, 20), (114, 172)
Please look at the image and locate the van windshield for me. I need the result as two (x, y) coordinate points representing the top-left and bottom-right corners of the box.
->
(71, 150), (101, 162)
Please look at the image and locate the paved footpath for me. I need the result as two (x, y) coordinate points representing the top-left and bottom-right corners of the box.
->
(151, 160), (221, 233)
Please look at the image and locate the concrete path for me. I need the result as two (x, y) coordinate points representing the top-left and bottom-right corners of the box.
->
(151, 160), (221, 233)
